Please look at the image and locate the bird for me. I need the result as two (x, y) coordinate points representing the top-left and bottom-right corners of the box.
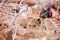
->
(40, 7), (52, 18)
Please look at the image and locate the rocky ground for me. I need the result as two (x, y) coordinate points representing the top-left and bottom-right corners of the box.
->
(0, 0), (60, 40)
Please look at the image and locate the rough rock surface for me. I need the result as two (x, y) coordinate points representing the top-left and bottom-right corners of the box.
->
(0, 0), (60, 40)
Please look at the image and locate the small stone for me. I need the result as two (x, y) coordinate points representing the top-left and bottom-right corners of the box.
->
(37, 19), (41, 24)
(0, 24), (2, 26)
(33, 25), (36, 27)
(24, 26), (27, 28)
